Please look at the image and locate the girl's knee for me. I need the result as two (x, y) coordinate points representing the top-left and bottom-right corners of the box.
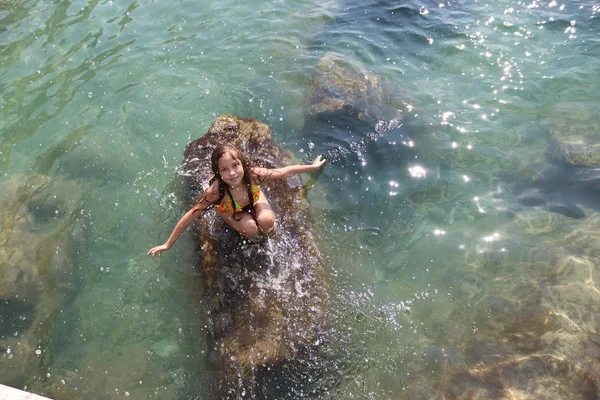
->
(239, 220), (259, 238)
(256, 211), (275, 230)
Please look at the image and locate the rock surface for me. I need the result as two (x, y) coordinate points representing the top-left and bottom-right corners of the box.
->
(181, 115), (328, 398)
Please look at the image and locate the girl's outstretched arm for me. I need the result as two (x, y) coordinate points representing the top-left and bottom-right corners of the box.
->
(147, 182), (219, 257)
(253, 155), (325, 182)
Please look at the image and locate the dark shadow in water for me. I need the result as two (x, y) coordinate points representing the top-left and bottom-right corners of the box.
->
(301, 112), (416, 211)
(511, 164), (600, 219)
(0, 297), (36, 340)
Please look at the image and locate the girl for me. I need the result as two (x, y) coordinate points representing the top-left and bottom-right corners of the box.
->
(147, 143), (325, 257)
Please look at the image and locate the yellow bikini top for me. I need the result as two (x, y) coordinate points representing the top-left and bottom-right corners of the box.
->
(216, 185), (261, 214)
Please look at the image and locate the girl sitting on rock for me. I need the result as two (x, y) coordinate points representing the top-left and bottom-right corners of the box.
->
(147, 143), (325, 256)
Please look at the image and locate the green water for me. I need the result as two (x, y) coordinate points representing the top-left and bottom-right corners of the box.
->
(2, 0), (600, 398)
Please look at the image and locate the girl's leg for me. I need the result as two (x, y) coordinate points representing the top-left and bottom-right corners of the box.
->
(253, 201), (275, 231)
(220, 211), (259, 237)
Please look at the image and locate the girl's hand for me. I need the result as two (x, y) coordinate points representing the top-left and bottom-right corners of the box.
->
(312, 155), (326, 169)
(147, 243), (170, 257)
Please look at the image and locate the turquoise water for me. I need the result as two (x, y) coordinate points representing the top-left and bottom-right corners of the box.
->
(1, 0), (600, 398)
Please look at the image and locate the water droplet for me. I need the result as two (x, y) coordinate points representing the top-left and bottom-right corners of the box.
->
(35, 349), (42, 355)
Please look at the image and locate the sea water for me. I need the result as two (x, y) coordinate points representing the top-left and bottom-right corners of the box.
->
(1, 0), (600, 398)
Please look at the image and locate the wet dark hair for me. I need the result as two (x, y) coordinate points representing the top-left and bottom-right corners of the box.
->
(207, 143), (255, 221)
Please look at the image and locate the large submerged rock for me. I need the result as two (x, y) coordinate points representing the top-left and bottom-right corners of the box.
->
(545, 102), (600, 167)
(0, 174), (82, 386)
(307, 52), (409, 122)
(181, 115), (328, 398)
(428, 209), (600, 399)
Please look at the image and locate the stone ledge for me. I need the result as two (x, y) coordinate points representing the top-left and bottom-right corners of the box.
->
(0, 384), (53, 400)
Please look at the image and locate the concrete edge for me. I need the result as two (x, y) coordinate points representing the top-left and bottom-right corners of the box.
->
(0, 384), (53, 400)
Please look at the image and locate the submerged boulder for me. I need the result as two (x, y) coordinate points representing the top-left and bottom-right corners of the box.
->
(549, 120), (600, 167)
(307, 52), (410, 122)
(435, 208), (600, 399)
(0, 174), (82, 385)
(181, 115), (328, 398)
(545, 102), (600, 167)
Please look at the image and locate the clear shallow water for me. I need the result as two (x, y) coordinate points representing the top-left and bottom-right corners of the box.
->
(1, 0), (600, 398)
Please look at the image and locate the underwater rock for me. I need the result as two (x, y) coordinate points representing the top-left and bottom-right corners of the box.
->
(442, 353), (599, 400)
(355, 227), (384, 249)
(547, 115), (600, 167)
(439, 206), (600, 398)
(374, 267), (386, 283)
(0, 174), (82, 385)
(404, 182), (472, 213)
(426, 207), (446, 225)
(181, 115), (328, 398)
(150, 339), (180, 359)
(307, 52), (409, 122)
(43, 343), (172, 400)
(513, 210), (600, 260)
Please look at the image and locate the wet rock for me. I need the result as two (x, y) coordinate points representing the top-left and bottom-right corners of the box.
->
(181, 115), (328, 398)
(307, 52), (410, 122)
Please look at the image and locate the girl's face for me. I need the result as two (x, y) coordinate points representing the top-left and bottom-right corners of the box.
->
(218, 151), (244, 187)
